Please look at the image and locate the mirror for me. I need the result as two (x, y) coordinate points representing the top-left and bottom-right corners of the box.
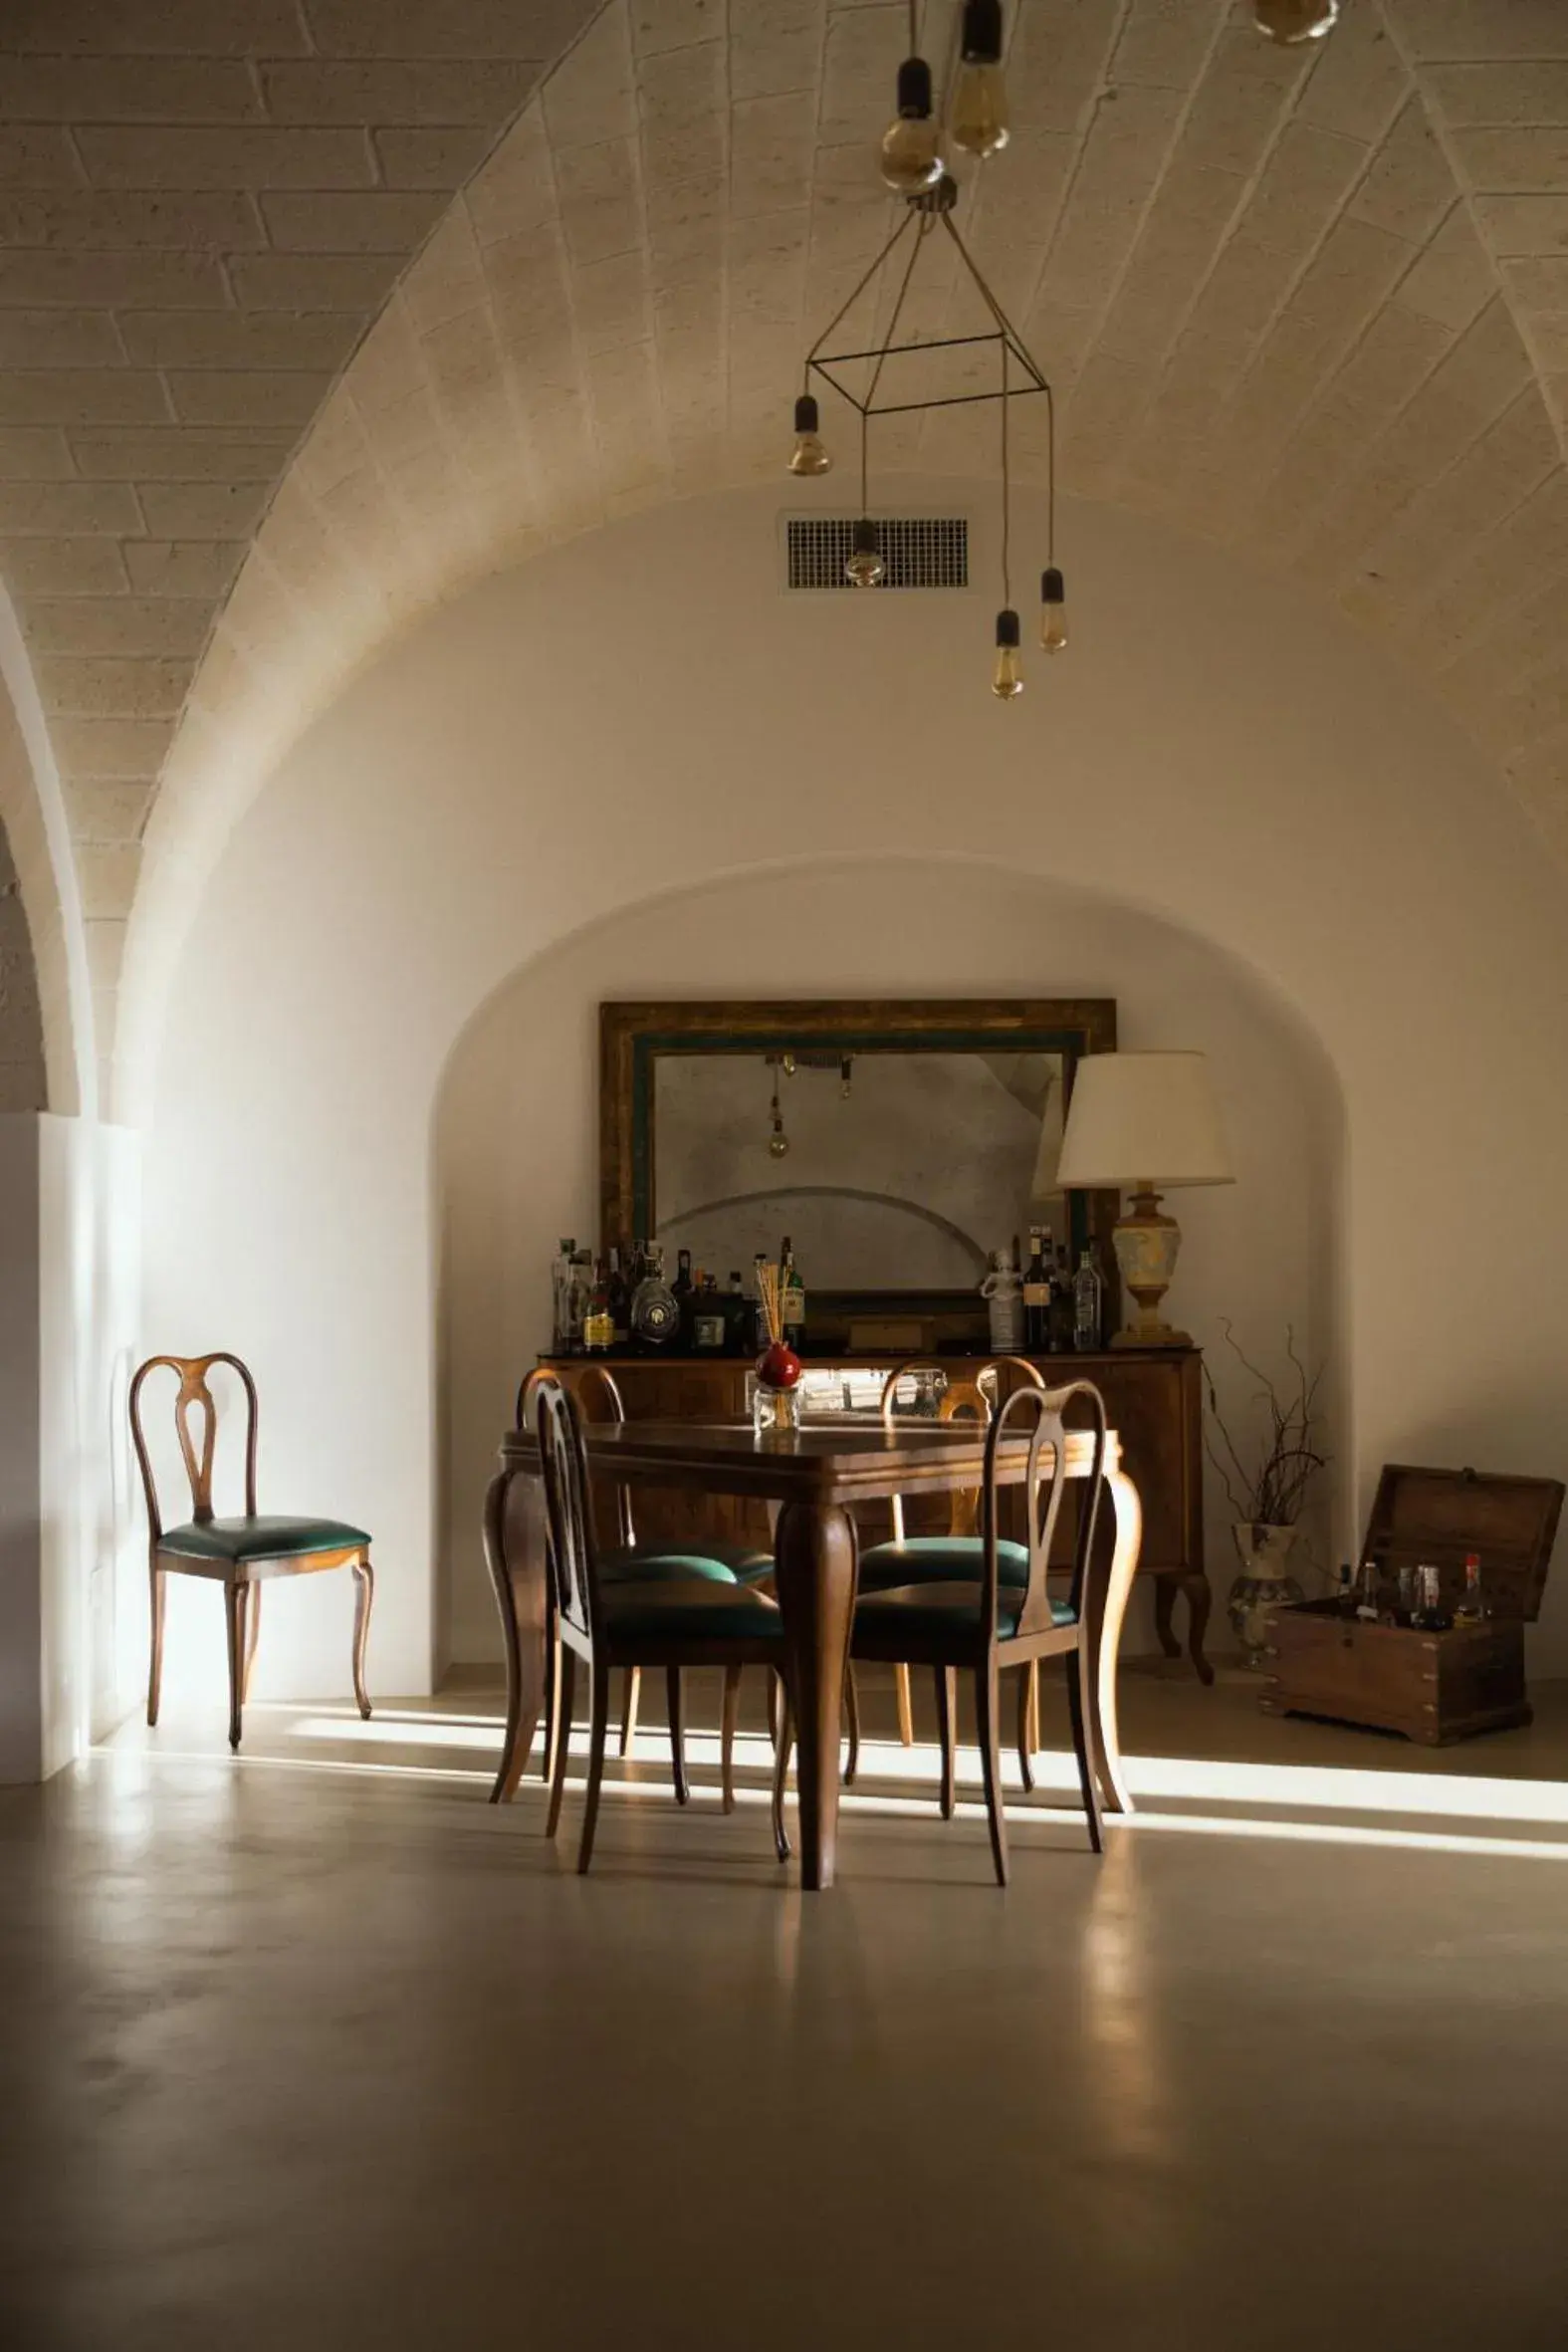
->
(653, 1049), (1063, 1287)
(600, 1001), (1120, 1344)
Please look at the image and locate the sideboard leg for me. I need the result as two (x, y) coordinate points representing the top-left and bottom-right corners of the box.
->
(1179, 1570), (1216, 1687)
(1153, 1574), (1181, 1660)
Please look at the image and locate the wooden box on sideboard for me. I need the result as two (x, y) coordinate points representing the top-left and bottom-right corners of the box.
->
(1260, 1463), (1563, 1747)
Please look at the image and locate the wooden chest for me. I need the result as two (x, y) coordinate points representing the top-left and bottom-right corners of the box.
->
(1260, 1463), (1563, 1747)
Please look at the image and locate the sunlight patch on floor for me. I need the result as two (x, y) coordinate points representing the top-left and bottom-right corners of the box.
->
(269, 1709), (1568, 1830)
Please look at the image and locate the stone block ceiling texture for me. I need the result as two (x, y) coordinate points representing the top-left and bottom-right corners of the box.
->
(1, 2), (1567, 1107)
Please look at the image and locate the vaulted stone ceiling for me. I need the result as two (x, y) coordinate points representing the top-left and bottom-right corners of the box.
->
(2, 2), (1567, 1110)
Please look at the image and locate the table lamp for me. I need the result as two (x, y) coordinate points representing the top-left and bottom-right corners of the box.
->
(1054, 1052), (1232, 1346)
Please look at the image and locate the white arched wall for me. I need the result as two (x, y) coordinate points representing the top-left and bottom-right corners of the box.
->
(435, 864), (1344, 1671)
(140, 478), (1568, 1707)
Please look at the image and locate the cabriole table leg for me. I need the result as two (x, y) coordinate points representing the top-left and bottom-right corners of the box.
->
(1088, 1467), (1143, 1817)
(484, 1467), (549, 1804)
(774, 1499), (858, 1890)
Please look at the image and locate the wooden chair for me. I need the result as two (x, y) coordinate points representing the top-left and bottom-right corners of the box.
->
(533, 1374), (791, 1874)
(515, 1364), (772, 1792)
(847, 1379), (1108, 1885)
(129, 1351), (372, 1754)
(852, 1355), (1045, 1779)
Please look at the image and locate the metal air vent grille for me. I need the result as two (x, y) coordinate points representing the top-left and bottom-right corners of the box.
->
(784, 515), (968, 589)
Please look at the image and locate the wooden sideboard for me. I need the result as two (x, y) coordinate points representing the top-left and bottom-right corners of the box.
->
(537, 1347), (1213, 1681)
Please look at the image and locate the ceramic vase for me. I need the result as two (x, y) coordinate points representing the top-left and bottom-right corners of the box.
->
(1228, 1522), (1304, 1668)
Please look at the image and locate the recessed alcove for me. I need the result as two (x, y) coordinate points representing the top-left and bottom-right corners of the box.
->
(433, 859), (1345, 1674)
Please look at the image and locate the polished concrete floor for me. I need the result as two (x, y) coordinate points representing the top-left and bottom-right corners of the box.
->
(3, 1668), (1568, 2350)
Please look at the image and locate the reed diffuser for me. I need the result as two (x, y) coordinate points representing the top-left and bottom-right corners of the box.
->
(752, 1259), (803, 1435)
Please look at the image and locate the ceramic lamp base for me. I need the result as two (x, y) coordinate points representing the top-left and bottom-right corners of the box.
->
(1110, 1186), (1190, 1347)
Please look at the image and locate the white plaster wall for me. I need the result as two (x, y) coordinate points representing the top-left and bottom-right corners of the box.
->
(139, 480), (1568, 1707)
(435, 867), (1340, 1669)
(0, 1113), (141, 1780)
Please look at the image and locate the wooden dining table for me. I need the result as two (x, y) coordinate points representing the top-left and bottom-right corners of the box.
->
(485, 1417), (1144, 1890)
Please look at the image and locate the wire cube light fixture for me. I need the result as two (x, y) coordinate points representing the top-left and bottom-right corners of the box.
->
(786, 0), (1340, 695)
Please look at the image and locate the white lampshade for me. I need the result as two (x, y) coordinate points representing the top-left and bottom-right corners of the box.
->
(1055, 1052), (1233, 1189)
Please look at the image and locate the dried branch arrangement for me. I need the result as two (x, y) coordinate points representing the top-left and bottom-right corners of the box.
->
(757, 1261), (784, 1348)
(1205, 1320), (1326, 1529)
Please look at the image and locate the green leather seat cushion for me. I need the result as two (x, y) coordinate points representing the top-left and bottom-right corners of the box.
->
(602, 1581), (784, 1642)
(160, 1514), (369, 1563)
(599, 1541), (769, 1586)
(857, 1534), (1031, 1591)
(855, 1580), (1075, 1642)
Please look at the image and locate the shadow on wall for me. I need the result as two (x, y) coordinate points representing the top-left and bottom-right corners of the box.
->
(430, 854), (1347, 1675)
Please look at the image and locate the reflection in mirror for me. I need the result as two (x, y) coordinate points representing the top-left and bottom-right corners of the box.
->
(653, 1050), (1065, 1286)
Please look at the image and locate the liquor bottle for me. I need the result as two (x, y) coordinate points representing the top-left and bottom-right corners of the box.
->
(1411, 1562), (1449, 1631)
(1354, 1557), (1381, 1622)
(582, 1259), (614, 1354)
(567, 1249), (592, 1354)
(781, 1237), (806, 1346)
(1021, 1227), (1049, 1354)
(672, 1248), (694, 1349)
(981, 1246), (1024, 1354)
(1072, 1245), (1104, 1352)
(630, 1243), (680, 1350)
(606, 1247), (629, 1351)
(691, 1275), (726, 1352)
(724, 1271), (753, 1355)
(751, 1252), (771, 1350)
(1048, 1244), (1075, 1353)
(1333, 1560), (1357, 1617)
(1454, 1552), (1489, 1623)
(551, 1238), (576, 1354)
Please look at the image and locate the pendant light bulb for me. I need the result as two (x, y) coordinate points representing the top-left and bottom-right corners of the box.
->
(880, 57), (945, 195)
(992, 607), (1023, 700)
(1252, 0), (1339, 44)
(787, 391), (830, 477)
(770, 1121), (790, 1159)
(846, 517), (885, 588)
(951, 0), (1009, 158)
(1039, 566), (1067, 653)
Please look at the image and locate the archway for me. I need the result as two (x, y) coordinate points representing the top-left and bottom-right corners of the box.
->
(137, 481), (1568, 1703)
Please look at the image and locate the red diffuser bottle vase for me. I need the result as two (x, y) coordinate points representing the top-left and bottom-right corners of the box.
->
(752, 1265), (802, 1435)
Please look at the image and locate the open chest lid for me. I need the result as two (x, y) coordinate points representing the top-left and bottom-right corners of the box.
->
(1362, 1463), (1564, 1622)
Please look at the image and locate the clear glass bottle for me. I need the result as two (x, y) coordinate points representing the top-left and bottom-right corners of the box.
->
(1354, 1557), (1382, 1622)
(582, 1259), (613, 1354)
(1412, 1562), (1449, 1631)
(1072, 1246), (1103, 1351)
(981, 1246), (1024, 1353)
(1454, 1551), (1489, 1624)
